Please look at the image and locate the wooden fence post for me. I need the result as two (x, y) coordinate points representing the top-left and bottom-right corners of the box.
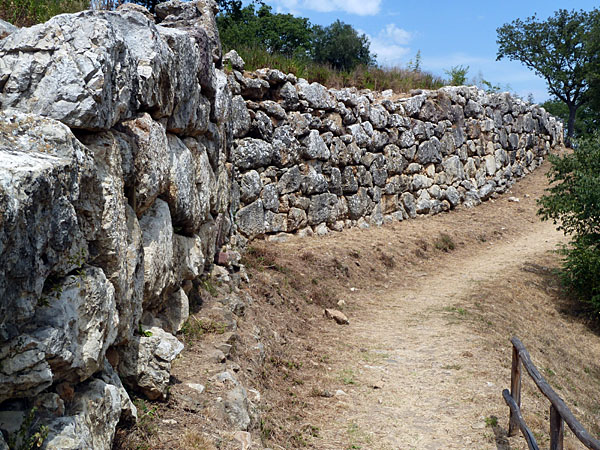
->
(550, 404), (564, 450)
(509, 343), (522, 436)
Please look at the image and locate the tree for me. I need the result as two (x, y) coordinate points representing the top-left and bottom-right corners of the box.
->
(541, 98), (600, 139)
(217, 4), (313, 57)
(497, 9), (600, 146)
(538, 133), (600, 317)
(311, 20), (375, 71)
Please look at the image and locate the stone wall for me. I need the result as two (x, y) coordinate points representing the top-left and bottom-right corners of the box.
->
(0, 1), (563, 448)
(0, 2), (236, 448)
(227, 62), (563, 240)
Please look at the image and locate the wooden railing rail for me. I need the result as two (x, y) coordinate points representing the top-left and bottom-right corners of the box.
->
(503, 337), (600, 450)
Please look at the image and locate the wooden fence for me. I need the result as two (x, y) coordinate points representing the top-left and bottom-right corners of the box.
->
(502, 336), (600, 450)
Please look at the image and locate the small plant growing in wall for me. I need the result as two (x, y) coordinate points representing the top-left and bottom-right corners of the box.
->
(7, 407), (49, 450)
(137, 323), (153, 337)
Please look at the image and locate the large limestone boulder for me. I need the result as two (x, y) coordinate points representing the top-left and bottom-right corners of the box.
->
(158, 25), (210, 135)
(0, 267), (118, 403)
(0, 8), (200, 130)
(164, 134), (204, 234)
(43, 377), (122, 450)
(118, 327), (184, 400)
(119, 113), (170, 217)
(0, 12), (135, 130)
(78, 132), (144, 345)
(0, 111), (92, 341)
(139, 199), (175, 310)
(156, 0), (222, 65)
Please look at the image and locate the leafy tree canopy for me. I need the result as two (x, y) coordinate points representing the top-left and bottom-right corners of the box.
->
(497, 8), (600, 145)
(217, 5), (375, 72)
(217, 3), (313, 57)
(311, 20), (375, 71)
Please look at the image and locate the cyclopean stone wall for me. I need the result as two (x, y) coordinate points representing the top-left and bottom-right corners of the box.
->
(0, 2), (236, 448)
(227, 61), (563, 240)
(0, 1), (562, 448)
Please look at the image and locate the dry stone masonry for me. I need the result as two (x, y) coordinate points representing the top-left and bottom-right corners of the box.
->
(0, 1), (562, 448)
(227, 59), (563, 240)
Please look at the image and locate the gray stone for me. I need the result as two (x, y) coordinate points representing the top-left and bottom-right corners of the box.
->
(277, 81), (300, 110)
(250, 110), (273, 141)
(301, 167), (329, 195)
(464, 190), (482, 208)
(342, 166), (359, 194)
(0, 11), (137, 130)
(411, 174), (433, 191)
(224, 49), (244, 71)
(296, 79), (335, 110)
(442, 155), (465, 182)
(0, 19), (17, 39)
(416, 137), (442, 165)
(401, 192), (417, 218)
(260, 100), (287, 120)
(479, 181), (496, 200)
(119, 327), (183, 400)
(278, 166), (302, 194)
(158, 26), (209, 135)
(239, 75), (270, 100)
(31, 266), (118, 383)
(416, 190), (432, 214)
(156, 0), (221, 64)
(308, 193), (338, 225)
(164, 134), (204, 233)
(139, 199), (175, 309)
(174, 234), (205, 282)
(485, 154), (497, 176)
(262, 184), (280, 211)
(0, 112), (90, 342)
(236, 200), (265, 238)
(232, 96), (251, 138)
(287, 208), (307, 231)
(302, 130), (330, 160)
(444, 186), (460, 207)
(239, 170), (262, 203)
(232, 138), (276, 170)
(369, 104), (389, 129)
(43, 377), (121, 450)
(347, 123), (370, 148)
(119, 113), (170, 216)
(347, 188), (370, 220)
(224, 385), (251, 431)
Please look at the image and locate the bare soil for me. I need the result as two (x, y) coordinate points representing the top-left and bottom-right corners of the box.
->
(116, 157), (600, 450)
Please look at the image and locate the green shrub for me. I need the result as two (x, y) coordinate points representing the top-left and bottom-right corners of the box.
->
(0, 0), (89, 27)
(538, 133), (600, 316)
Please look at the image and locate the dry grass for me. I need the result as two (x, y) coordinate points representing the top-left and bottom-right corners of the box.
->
(458, 255), (600, 447)
(122, 155), (600, 449)
(231, 46), (446, 94)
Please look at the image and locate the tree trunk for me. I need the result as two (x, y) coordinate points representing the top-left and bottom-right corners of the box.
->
(566, 103), (577, 147)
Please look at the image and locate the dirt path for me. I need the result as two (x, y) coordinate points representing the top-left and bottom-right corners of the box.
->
(307, 219), (566, 449)
(240, 159), (600, 450)
(133, 158), (600, 450)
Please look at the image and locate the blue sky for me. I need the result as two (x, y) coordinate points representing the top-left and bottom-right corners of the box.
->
(257, 0), (599, 103)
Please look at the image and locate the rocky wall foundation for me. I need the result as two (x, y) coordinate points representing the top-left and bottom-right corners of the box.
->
(0, 1), (562, 448)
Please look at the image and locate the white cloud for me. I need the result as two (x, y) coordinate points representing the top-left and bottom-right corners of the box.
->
(364, 24), (413, 67)
(267, 0), (381, 16)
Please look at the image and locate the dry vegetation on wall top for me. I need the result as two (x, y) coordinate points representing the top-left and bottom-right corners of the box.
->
(0, 0), (88, 26)
(229, 47), (447, 94)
